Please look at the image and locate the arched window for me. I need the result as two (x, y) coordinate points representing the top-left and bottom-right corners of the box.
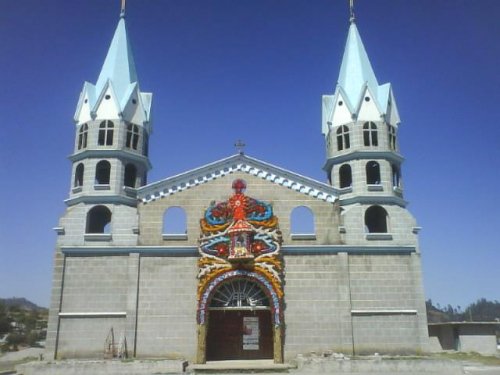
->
(126, 124), (140, 150)
(336, 125), (350, 151)
(95, 160), (111, 185)
(339, 164), (352, 188)
(210, 279), (270, 308)
(78, 124), (88, 150)
(98, 120), (114, 146)
(363, 122), (378, 146)
(365, 206), (388, 233)
(74, 163), (84, 187)
(124, 163), (137, 188)
(163, 207), (187, 236)
(86, 205), (112, 233)
(290, 206), (315, 235)
(392, 164), (401, 188)
(366, 161), (381, 184)
(388, 125), (397, 151)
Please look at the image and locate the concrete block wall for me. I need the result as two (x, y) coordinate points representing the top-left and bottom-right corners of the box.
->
(283, 253), (427, 359)
(45, 251), (65, 357)
(349, 255), (415, 309)
(56, 203), (139, 247)
(47, 255), (129, 359)
(135, 257), (198, 359)
(351, 314), (418, 354)
(283, 253), (353, 359)
(138, 172), (341, 247)
(331, 159), (400, 197)
(57, 317), (126, 358)
(60, 256), (128, 312)
(349, 254), (428, 354)
(340, 203), (418, 247)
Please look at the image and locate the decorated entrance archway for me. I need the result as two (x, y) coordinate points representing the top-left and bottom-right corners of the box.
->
(196, 179), (284, 363)
(205, 276), (275, 360)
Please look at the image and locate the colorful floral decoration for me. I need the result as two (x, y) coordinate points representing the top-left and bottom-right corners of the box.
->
(197, 179), (283, 325)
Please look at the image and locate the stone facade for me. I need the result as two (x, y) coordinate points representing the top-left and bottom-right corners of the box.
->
(46, 6), (430, 364)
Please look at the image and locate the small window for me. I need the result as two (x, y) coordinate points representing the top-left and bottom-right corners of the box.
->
(86, 205), (112, 233)
(388, 125), (397, 151)
(392, 164), (401, 188)
(74, 163), (84, 187)
(163, 207), (187, 237)
(78, 124), (88, 150)
(290, 206), (315, 239)
(363, 122), (378, 147)
(124, 163), (137, 188)
(339, 164), (352, 188)
(98, 120), (114, 146)
(126, 124), (140, 150)
(336, 125), (350, 151)
(366, 161), (381, 184)
(365, 205), (388, 233)
(95, 160), (111, 185)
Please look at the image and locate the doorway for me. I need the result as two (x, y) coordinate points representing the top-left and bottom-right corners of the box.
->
(205, 278), (274, 361)
(206, 309), (273, 360)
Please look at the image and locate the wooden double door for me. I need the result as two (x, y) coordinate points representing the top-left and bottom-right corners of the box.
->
(206, 309), (273, 361)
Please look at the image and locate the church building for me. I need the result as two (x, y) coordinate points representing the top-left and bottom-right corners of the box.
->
(46, 4), (429, 363)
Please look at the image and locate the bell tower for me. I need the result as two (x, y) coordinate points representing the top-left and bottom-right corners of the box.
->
(322, 9), (414, 243)
(63, 6), (152, 244)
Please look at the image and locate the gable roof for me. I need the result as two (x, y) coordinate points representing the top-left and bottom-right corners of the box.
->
(137, 154), (339, 204)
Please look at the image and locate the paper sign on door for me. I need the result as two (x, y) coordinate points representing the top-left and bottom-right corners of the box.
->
(242, 316), (259, 350)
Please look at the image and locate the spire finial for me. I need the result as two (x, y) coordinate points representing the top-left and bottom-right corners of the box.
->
(349, 0), (355, 23)
(120, 0), (126, 18)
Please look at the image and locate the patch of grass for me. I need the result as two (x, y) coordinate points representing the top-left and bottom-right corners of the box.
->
(433, 352), (500, 366)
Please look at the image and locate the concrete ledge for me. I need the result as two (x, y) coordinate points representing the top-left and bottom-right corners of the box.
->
(351, 309), (417, 316)
(58, 312), (127, 318)
(16, 359), (187, 375)
(188, 359), (294, 372)
(294, 356), (464, 374)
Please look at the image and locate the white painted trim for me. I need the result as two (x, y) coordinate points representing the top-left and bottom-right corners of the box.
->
(365, 233), (393, 241)
(290, 234), (317, 241)
(351, 309), (417, 316)
(84, 233), (112, 242)
(58, 312), (127, 318)
(162, 234), (188, 241)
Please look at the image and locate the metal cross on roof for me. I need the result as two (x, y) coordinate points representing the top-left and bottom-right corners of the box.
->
(234, 140), (246, 155)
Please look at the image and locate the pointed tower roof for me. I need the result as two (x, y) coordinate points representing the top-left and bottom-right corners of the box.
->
(95, 15), (138, 103)
(74, 11), (152, 125)
(322, 17), (400, 135)
(337, 22), (379, 109)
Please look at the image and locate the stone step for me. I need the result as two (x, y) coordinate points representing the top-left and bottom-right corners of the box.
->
(187, 359), (294, 373)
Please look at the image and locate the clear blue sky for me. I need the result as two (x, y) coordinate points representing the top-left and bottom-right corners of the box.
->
(0, 0), (499, 309)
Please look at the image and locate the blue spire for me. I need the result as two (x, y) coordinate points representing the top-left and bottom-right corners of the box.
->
(337, 22), (379, 109)
(95, 16), (138, 103)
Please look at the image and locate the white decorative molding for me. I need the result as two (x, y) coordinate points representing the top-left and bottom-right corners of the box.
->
(138, 154), (338, 205)
(351, 309), (417, 316)
(59, 312), (127, 318)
